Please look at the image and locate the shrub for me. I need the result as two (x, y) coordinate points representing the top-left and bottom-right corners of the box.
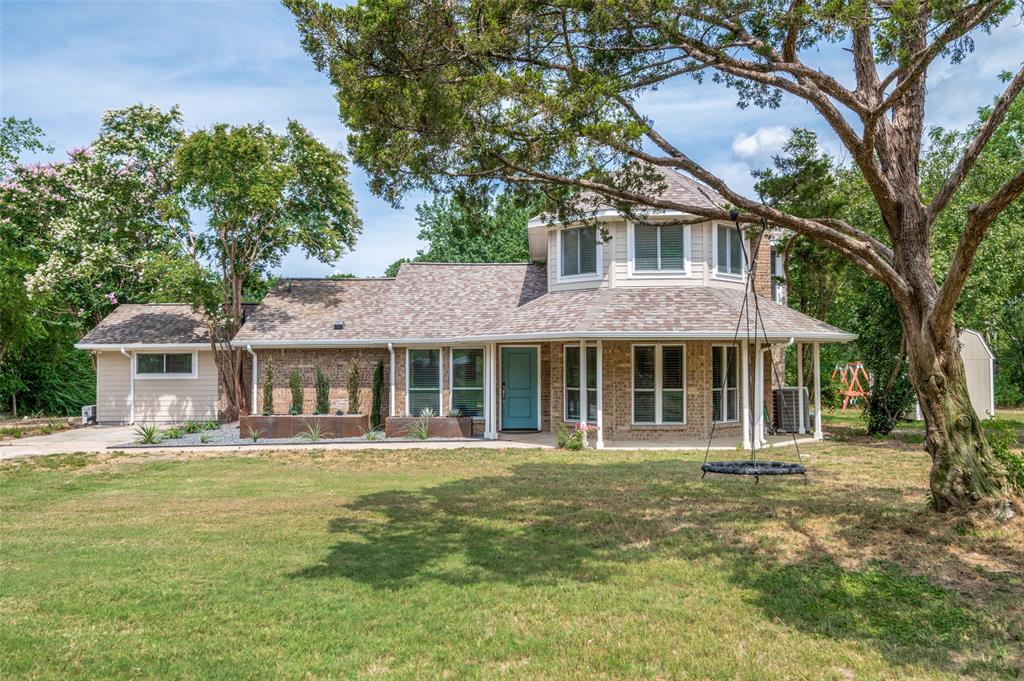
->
(248, 427), (264, 443)
(370, 359), (385, 430)
(162, 427), (184, 440)
(262, 361), (274, 415)
(408, 407), (434, 439)
(994, 371), (1024, 407)
(447, 407), (462, 417)
(199, 432), (210, 444)
(314, 368), (330, 414)
(183, 420), (201, 434)
(983, 420), (1024, 495)
(362, 427), (383, 441)
(289, 369), (303, 415)
(202, 420), (219, 431)
(134, 424), (161, 445)
(347, 361), (361, 414)
(555, 423), (584, 450)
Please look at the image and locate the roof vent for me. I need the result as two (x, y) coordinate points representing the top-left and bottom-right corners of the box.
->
(333, 320), (345, 330)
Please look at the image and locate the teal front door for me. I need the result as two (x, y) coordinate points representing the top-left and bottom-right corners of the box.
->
(501, 346), (538, 430)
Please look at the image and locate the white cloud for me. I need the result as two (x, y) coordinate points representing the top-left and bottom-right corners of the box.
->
(731, 126), (791, 160)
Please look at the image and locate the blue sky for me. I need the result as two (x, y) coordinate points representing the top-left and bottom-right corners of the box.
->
(2, 1), (1022, 277)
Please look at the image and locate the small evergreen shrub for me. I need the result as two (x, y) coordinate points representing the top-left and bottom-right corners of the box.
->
(134, 424), (161, 445)
(370, 359), (385, 430)
(289, 369), (303, 415)
(347, 361), (361, 414)
(183, 420), (201, 434)
(555, 423), (584, 450)
(314, 368), (330, 414)
(262, 361), (274, 415)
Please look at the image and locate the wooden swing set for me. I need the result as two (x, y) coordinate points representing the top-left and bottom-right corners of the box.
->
(831, 362), (871, 411)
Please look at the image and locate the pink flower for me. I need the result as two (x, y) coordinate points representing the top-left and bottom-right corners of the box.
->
(106, 292), (118, 305)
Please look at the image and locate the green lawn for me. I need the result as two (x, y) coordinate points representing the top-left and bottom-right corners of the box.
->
(2, 443), (1021, 679)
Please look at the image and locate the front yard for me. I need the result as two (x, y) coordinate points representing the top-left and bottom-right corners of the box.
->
(1, 439), (1022, 679)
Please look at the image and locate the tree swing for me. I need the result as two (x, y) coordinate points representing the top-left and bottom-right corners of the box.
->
(701, 215), (807, 483)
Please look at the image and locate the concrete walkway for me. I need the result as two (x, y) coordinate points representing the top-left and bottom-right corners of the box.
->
(0, 425), (550, 460)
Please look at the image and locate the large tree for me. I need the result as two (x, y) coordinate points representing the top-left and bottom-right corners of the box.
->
(171, 121), (361, 419)
(289, 0), (1024, 513)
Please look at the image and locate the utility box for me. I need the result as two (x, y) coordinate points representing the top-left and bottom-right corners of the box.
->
(773, 387), (809, 433)
(81, 404), (96, 425)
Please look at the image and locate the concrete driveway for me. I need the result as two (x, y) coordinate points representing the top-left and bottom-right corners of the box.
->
(0, 425), (139, 460)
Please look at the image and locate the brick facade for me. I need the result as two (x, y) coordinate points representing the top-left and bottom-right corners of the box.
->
(254, 348), (390, 421)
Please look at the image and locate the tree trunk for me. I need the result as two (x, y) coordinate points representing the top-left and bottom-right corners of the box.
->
(903, 311), (1010, 512)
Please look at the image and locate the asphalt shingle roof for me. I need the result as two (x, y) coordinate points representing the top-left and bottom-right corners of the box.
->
(78, 304), (210, 346)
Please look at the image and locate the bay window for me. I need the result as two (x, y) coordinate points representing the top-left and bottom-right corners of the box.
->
(711, 345), (739, 423)
(561, 226), (599, 278)
(715, 223), (744, 277)
(633, 223), (687, 272)
(451, 348), (484, 417)
(407, 348), (441, 415)
(564, 344), (597, 422)
(632, 345), (686, 424)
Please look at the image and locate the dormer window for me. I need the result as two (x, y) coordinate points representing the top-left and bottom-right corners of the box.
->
(560, 226), (599, 278)
(714, 223), (745, 278)
(631, 223), (689, 274)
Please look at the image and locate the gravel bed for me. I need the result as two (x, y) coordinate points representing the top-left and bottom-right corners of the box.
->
(114, 423), (483, 449)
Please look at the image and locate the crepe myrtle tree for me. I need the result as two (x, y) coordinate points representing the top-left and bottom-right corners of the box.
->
(288, 0), (1024, 514)
(173, 120), (361, 420)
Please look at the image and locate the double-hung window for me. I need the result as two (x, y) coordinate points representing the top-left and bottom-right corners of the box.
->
(632, 345), (686, 424)
(633, 224), (687, 273)
(561, 226), (599, 278)
(715, 224), (744, 277)
(451, 348), (484, 417)
(135, 352), (194, 378)
(564, 345), (597, 422)
(407, 349), (441, 415)
(711, 345), (739, 423)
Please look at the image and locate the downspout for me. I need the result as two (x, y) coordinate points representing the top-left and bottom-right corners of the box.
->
(387, 343), (396, 417)
(120, 346), (135, 425)
(246, 345), (258, 415)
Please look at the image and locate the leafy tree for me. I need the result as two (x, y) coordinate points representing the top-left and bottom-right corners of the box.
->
(385, 189), (538, 275)
(173, 120), (361, 419)
(290, 0), (1024, 513)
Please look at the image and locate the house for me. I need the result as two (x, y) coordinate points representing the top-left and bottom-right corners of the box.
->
(77, 171), (855, 447)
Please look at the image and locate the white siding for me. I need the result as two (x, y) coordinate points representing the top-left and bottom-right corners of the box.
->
(95, 350), (219, 424)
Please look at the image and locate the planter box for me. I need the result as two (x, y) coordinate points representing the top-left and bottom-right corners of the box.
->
(240, 414), (368, 439)
(384, 416), (474, 439)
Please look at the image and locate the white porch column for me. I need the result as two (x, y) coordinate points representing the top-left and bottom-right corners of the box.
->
(579, 339), (587, 424)
(813, 342), (823, 440)
(596, 340), (604, 449)
(754, 341), (765, 447)
(484, 343), (498, 439)
(740, 341), (751, 450)
(796, 342), (806, 434)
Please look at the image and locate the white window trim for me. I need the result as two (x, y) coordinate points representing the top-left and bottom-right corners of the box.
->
(626, 220), (692, 278)
(563, 343), (597, 423)
(711, 222), (747, 282)
(556, 226), (603, 283)
(449, 347), (485, 418)
(711, 344), (740, 424)
(133, 351), (199, 380)
(631, 344), (687, 425)
(406, 347), (443, 416)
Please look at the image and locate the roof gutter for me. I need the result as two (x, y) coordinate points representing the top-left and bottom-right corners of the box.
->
(120, 346), (135, 425)
(230, 330), (856, 348)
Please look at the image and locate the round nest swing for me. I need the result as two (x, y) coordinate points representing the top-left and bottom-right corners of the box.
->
(700, 460), (806, 480)
(699, 215), (808, 484)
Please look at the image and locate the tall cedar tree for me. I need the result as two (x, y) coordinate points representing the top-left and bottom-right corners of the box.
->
(289, 0), (1024, 514)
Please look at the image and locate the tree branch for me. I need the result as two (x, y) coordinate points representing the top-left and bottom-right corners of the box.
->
(930, 168), (1024, 340)
(927, 64), (1024, 223)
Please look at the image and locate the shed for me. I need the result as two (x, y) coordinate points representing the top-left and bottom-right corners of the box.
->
(912, 328), (995, 421)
